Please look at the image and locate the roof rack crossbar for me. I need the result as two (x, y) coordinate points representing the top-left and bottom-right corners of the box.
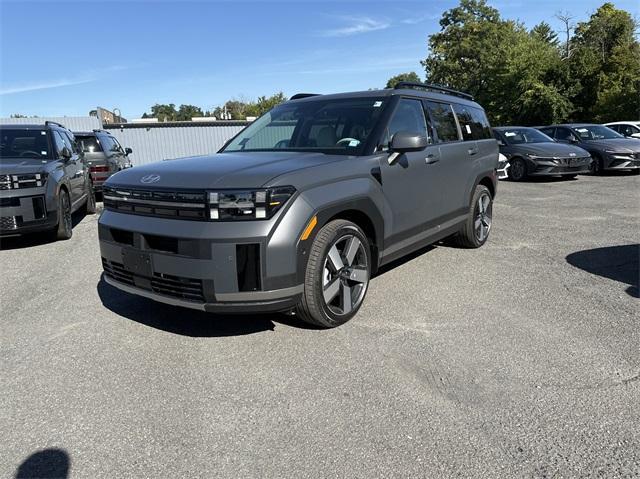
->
(393, 82), (474, 101)
(290, 93), (321, 100)
(44, 120), (66, 128)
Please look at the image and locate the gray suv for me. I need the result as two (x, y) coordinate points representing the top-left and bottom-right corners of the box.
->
(98, 83), (498, 327)
(73, 130), (132, 192)
(1, 122), (96, 240)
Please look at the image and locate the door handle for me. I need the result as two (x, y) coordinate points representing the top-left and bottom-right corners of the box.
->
(468, 148), (478, 156)
(425, 154), (440, 164)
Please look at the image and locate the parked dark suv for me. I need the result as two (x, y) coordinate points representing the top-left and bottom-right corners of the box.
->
(537, 124), (640, 174)
(98, 83), (498, 327)
(0, 121), (96, 240)
(73, 130), (132, 192)
(493, 126), (591, 180)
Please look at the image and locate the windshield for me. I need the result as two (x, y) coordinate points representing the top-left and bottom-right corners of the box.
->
(0, 129), (50, 161)
(76, 135), (103, 153)
(500, 128), (553, 145)
(222, 97), (387, 156)
(573, 125), (623, 140)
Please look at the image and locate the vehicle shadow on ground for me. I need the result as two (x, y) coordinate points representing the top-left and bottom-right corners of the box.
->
(96, 275), (319, 336)
(566, 244), (639, 298)
(0, 211), (87, 251)
(14, 448), (70, 479)
(374, 244), (436, 276)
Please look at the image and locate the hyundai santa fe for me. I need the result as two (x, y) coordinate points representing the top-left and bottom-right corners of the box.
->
(98, 83), (498, 327)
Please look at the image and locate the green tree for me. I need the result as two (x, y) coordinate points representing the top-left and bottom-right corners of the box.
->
(569, 3), (640, 121)
(245, 92), (288, 117)
(530, 22), (559, 46)
(147, 103), (177, 121)
(385, 72), (422, 88)
(176, 104), (204, 121)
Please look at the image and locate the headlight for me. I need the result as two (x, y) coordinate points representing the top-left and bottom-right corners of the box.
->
(6, 172), (47, 189)
(208, 186), (295, 221)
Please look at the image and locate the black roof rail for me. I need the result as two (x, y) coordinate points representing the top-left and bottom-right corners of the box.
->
(44, 120), (66, 128)
(92, 129), (110, 134)
(393, 81), (474, 101)
(290, 93), (321, 100)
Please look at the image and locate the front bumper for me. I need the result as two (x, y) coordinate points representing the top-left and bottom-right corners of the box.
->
(603, 155), (640, 170)
(98, 195), (315, 313)
(0, 190), (56, 236)
(527, 157), (591, 176)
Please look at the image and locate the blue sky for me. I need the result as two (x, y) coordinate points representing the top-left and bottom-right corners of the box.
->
(0, 0), (637, 118)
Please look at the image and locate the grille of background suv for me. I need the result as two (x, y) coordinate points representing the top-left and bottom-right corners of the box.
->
(103, 186), (208, 221)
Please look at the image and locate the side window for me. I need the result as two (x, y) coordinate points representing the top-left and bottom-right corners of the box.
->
(469, 107), (492, 139)
(492, 130), (504, 144)
(539, 127), (555, 138)
(452, 104), (475, 141)
(555, 127), (575, 141)
(99, 135), (115, 153)
(52, 131), (67, 156)
(386, 98), (430, 146)
(63, 131), (79, 154)
(109, 136), (123, 153)
(425, 101), (460, 143)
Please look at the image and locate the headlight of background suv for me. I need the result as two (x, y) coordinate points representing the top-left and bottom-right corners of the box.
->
(208, 186), (296, 220)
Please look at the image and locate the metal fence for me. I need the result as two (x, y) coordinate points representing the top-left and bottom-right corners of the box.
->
(104, 121), (249, 166)
(0, 116), (101, 132)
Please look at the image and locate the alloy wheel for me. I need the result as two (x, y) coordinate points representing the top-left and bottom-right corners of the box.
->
(62, 193), (72, 233)
(322, 234), (369, 316)
(474, 193), (492, 242)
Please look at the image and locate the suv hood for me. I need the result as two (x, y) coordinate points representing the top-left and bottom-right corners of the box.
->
(107, 151), (349, 189)
(582, 138), (640, 153)
(507, 142), (589, 158)
(0, 158), (49, 175)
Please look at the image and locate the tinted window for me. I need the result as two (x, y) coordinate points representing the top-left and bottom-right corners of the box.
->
(386, 98), (430, 145)
(573, 125), (623, 140)
(223, 97), (387, 156)
(76, 135), (103, 153)
(111, 137), (124, 153)
(99, 135), (116, 153)
(425, 101), (459, 143)
(52, 131), (68, 156)
(452, 104), (475, 141)
(0, 129), (50, 161)
(500, 128), (554, 144)
(469, 107), (492, 139)
(555, 127), (576, 141)
(539, 127), (555, 138)
(62, 131), (80, 154)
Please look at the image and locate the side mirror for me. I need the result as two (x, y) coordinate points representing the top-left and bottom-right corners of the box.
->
(125, 147), (133, 155)
(60, 146), (72, 160)
(390, 131), (429, 153)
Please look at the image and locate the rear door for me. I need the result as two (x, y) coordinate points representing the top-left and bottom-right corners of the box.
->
(379, 97), (444, 248)
(52, 131), (83, 203)
(424, 100), (470, 218)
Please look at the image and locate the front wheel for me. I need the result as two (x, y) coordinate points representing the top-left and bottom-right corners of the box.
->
(296, 220), (371, 328)
(85, 183), (97, 214)
(589, 155), (603, 175)
(508, 158), (527, 181)
(455, 185), (493, 248)
(54, 189), (73, 240)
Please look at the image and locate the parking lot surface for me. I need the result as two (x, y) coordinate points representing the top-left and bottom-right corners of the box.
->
(1, 174), (639, 478)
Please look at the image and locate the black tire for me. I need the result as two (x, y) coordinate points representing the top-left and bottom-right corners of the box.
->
(589, 155), (603, 175)
(296, 219), (371, 328)
(55, 189), (73, 240)
(455, 185), (493, 249)
(508, 157), (527, 181)
(85, 182), (97, 214)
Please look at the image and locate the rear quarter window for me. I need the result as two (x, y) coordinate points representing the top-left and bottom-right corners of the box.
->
(425, 101), (460, 143)
(77, 136), (103, 153)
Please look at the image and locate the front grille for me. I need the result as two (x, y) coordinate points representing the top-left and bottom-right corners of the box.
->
(0, 175), (11, 190)
(103, 186), (208, 221)
(0, 216), (18, 230)
(102, 257), (205, 302)
(102, 258), (135, 285)
(151, 272), (204, 302)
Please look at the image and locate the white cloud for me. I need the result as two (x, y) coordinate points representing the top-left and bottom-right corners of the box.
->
(320, 16), (390, 37)
(401, 13), (440, 25)
(0, 65), (129, 96)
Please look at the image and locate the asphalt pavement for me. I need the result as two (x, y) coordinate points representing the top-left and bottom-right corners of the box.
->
(1, 173), (639, 478)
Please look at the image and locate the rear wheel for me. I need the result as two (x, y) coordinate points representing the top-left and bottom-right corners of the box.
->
(85, 182), (96, 214)
(296, 220), (371, 328)
(455, 185), (493, 248)
(508, 158), (527, 181)
(54, 189), (73, 240)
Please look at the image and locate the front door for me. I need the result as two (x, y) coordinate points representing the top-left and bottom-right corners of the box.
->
(378, 97), (444, 252)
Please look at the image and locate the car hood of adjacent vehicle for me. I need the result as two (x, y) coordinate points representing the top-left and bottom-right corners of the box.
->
(0, 158), (49, 175)
(106, 151), (350, 189)
(582, 138), (640, 153)
(506, 142), (589, 158)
